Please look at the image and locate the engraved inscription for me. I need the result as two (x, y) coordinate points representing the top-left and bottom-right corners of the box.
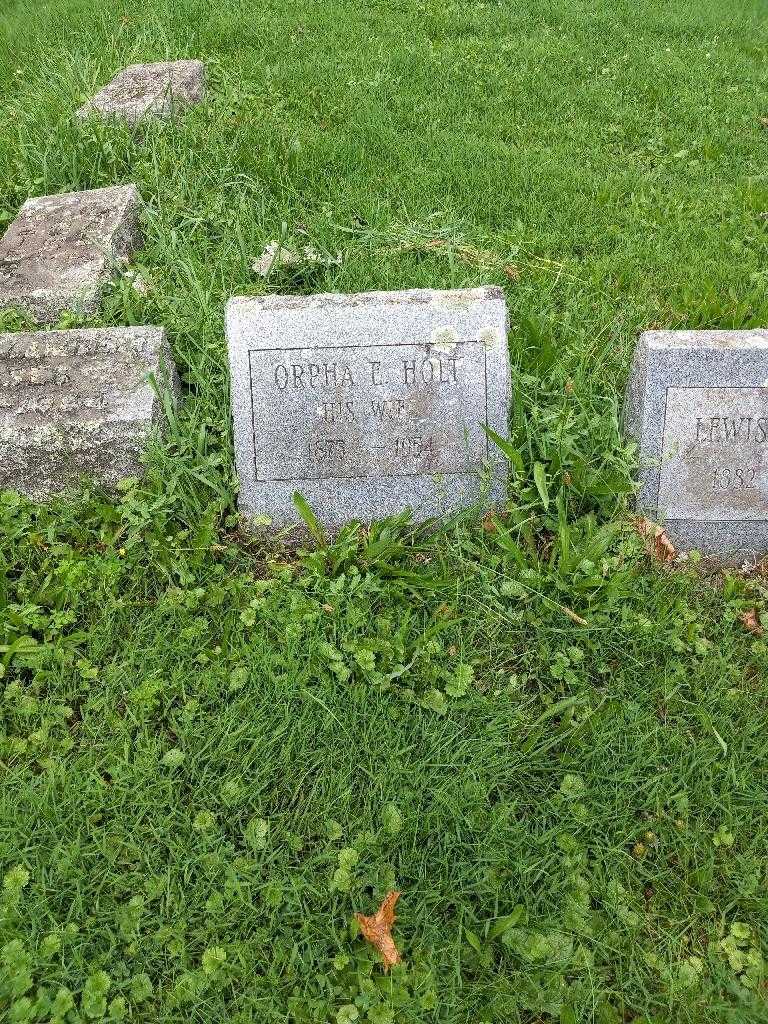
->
(657, 387), (768, 521)
(248, 341), (488, 482)
(712, 467), (756, 490)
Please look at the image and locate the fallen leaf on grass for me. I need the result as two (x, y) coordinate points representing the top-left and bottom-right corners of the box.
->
(635, 517), (676, 563)
(739, 608), (763, 637)
(482, 511), (497, 532)
(354, 891), (402, 971)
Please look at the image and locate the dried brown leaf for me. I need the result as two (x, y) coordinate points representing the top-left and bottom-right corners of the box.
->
(482, 510), (497, 532)
(740, 608), (764, 637)
(354, 891), (402, 971)
(635, 517), (676, 563)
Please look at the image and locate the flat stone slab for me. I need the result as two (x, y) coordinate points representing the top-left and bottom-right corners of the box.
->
(78, 61), (205, 122)
(0, 327), (178, 499)
(624, 329), (768, 564)
(226, 287), (511, 531)
(0, 185), (142, 324)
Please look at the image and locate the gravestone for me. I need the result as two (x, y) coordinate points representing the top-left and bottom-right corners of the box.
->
(625, 329), (768, 563)
(226, 287), (511, 531)
(0, 327), (178, 499)
(0, 185), (142, 324)
(77, 61), (205, 122)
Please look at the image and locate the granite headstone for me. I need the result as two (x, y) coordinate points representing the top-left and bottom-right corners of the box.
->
(0, 327), (178, 498)
(625, 329), (768, 563)
(0, 185), (142, 324)
(77, 61), (205, 123)
(226, 287), (511, 531)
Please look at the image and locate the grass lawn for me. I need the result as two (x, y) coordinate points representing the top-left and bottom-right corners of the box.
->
(2, 0), (768, 1021)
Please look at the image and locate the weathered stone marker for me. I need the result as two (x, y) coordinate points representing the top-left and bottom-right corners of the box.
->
(78, 61), (205, 122)
(0, 185), (142, 324)
(226, 287), (511, 531)
(0, 327), (178, 499)
(625, 329), (768, 563)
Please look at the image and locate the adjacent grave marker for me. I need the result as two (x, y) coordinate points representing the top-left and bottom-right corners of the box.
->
(226, 287), (511, 531)
(0, 327), (178, 498)
(625, 329), (768, 563)
(78, 61), (205, 122)
(0, 185), (142, 324)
